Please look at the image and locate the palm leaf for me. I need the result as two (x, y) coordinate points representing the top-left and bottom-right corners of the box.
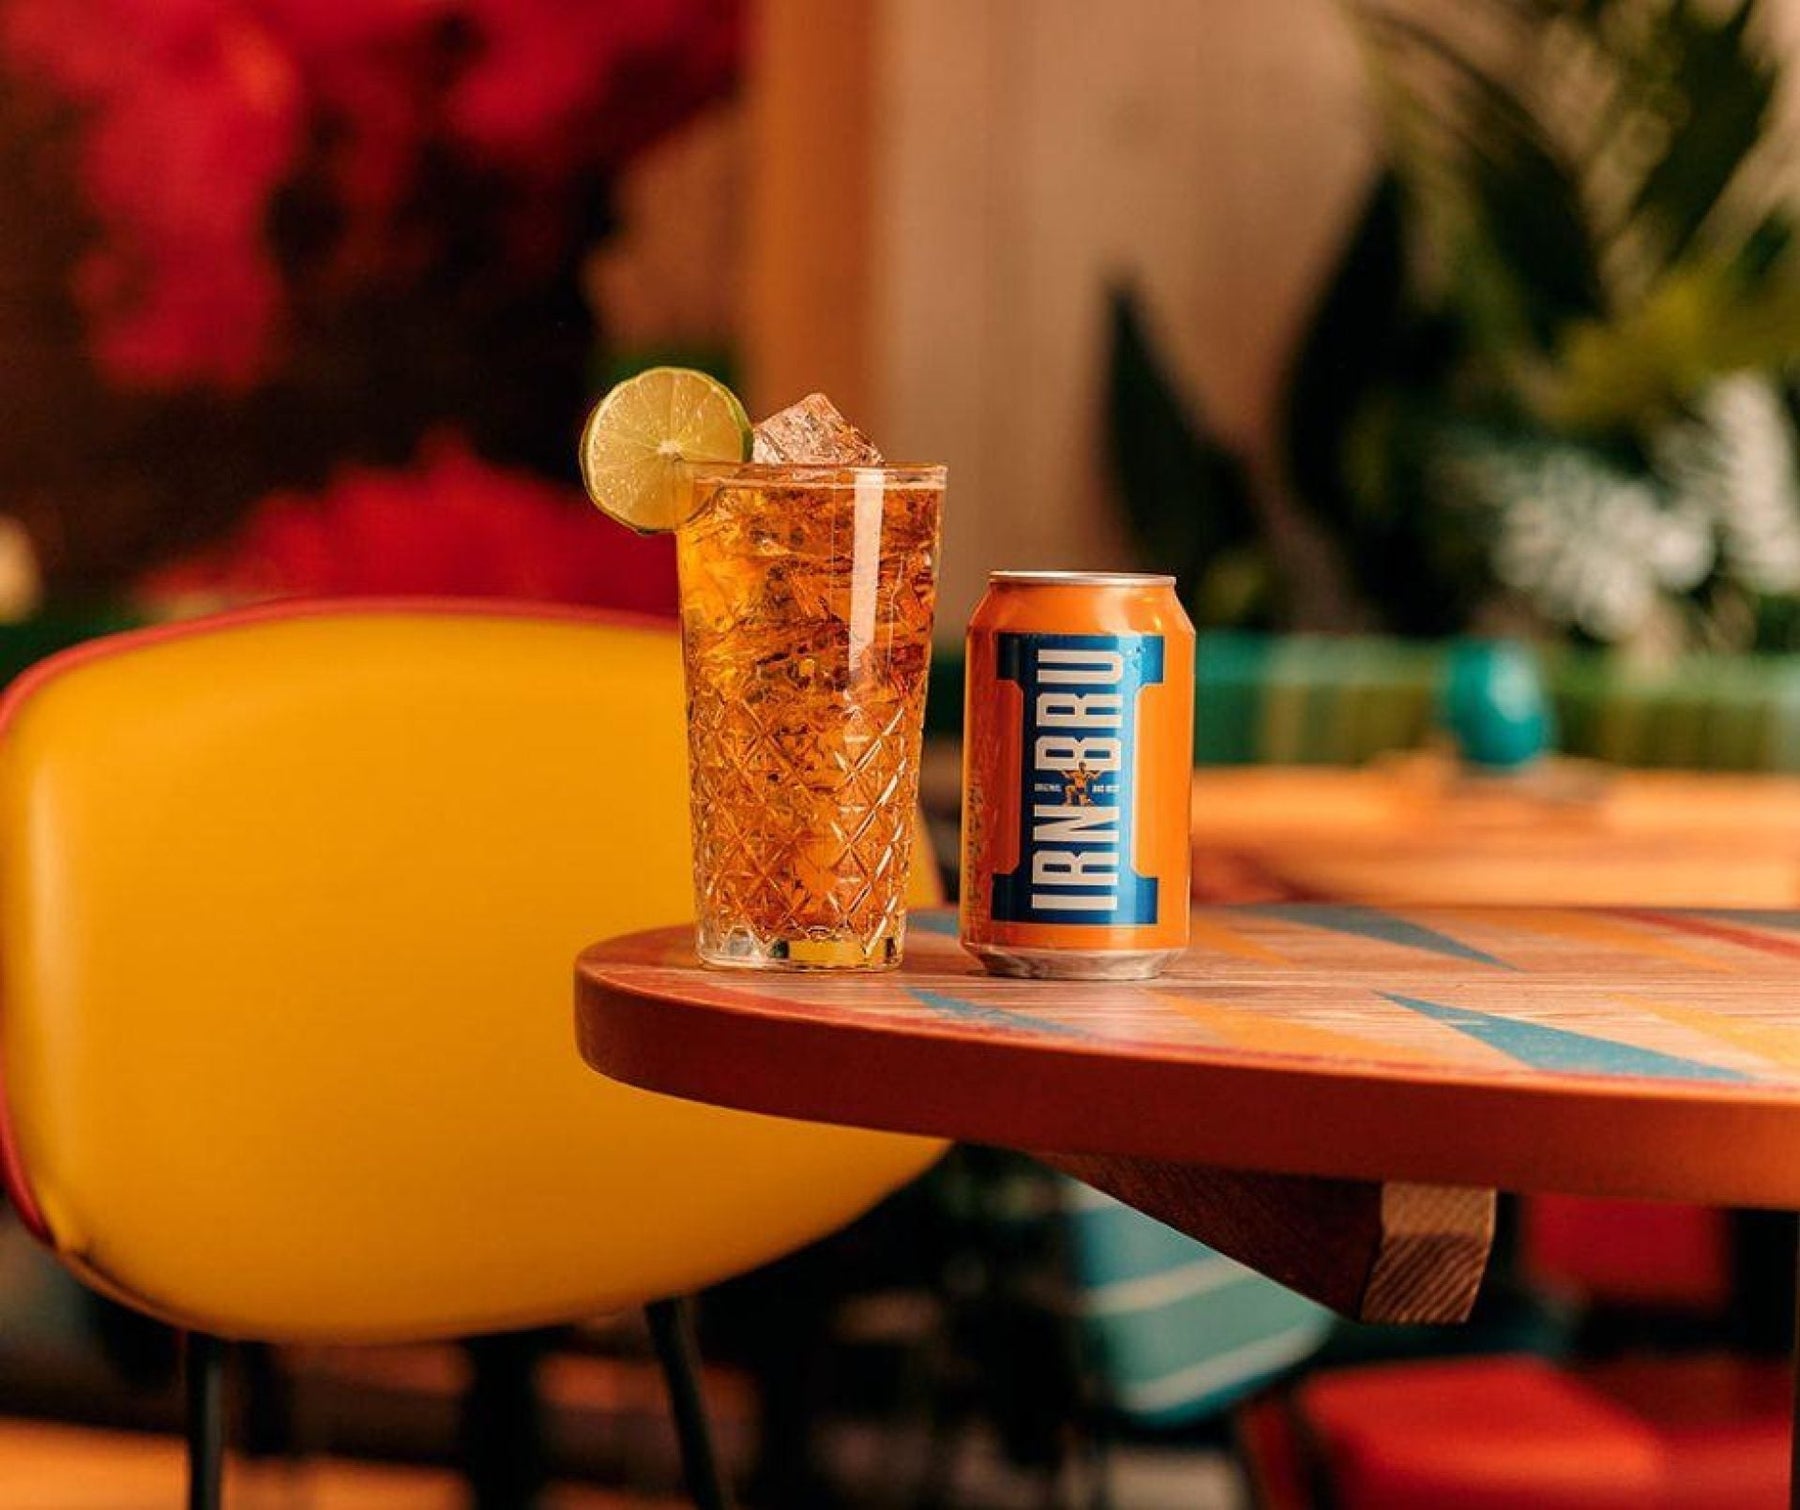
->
(1626, 0), (1777, 268)
(1103, 288), (1268, 626)
(1542, 261), (1800, 426)
(1349, 0), (1791, 401)
(1355, 5), (1606, 348)
(1284, 173), (1415, 519)
(1281, 175), (1472, 634)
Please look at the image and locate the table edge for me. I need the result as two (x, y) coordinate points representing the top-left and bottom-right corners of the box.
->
(575, 937), (1800, 1208)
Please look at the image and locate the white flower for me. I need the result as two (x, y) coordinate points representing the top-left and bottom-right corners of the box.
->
(1442, 439), (1713, 642)
(1655, 373), (1800, 593)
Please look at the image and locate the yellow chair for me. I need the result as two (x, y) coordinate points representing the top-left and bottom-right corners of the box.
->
(0, 601), (946, 1507)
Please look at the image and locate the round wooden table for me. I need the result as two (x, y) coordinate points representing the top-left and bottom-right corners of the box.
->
(578, 903), (1800, 1496)
(580, 903), (1800, 1202)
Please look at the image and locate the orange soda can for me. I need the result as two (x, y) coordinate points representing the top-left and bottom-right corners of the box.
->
(960, 571), (1194, 979)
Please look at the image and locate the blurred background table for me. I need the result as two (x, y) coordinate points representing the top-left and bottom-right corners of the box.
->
(1188, 755), (1800, 907)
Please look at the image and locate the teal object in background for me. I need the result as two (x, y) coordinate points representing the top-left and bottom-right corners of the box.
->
(1191, 632), (1267, 763)
(1442, 639), (1553, 769)
(1064, 1183), (1332, 1427)
(1248, 636), (1438, 765)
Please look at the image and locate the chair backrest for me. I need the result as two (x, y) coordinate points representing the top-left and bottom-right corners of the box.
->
(0, 602), (944, 1343)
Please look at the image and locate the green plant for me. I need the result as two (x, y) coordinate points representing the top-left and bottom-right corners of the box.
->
(1104, 291), (1271, 627)
(1107, 0), (1800, 654)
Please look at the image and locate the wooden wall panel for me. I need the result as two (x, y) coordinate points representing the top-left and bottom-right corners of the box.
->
(746, 1), (1379, 633)
(874, 0), (1376, 631)
(744, 0), (878, 422)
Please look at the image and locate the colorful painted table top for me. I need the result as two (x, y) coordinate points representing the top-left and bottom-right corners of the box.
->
(576, 905), (1800, 1208)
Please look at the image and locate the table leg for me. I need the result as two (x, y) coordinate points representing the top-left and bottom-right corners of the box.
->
(1040, 1152), (1496, 1325)
(460, 1330), (549, 1510)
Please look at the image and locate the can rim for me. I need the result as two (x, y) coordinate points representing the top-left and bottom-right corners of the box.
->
(987, 570), (1178, 588)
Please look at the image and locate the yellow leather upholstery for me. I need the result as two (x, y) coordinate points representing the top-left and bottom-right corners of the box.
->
(0, 605), (944, 1342)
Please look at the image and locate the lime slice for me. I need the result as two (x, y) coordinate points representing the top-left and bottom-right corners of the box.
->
(578, 367), (751, 532)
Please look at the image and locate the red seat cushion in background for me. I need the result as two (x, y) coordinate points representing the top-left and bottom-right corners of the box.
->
(1582, 1356), (1791, 1510)
(1299, 1356), (1663, 1510)
(1236, 1393), (1312, 1510)
(1523, 1196), (1731, 1310)
(1291, 1354), (1791, 1510)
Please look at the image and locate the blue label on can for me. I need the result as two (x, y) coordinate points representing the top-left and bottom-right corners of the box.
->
(990, 632), (1163, 926)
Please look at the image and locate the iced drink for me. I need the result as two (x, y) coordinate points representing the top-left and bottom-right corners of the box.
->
(678, 461), (943, 968)
(577, 372), (943, 970)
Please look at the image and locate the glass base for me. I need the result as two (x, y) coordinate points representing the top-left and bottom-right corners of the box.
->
(697, 927), (902, 972)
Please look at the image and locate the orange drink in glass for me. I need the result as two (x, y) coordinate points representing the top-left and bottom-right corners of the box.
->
(677, 463), (944, 969)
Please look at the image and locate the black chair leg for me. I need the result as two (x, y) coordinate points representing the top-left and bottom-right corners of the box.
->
(647, 1297), (734, 1510)
(184, 1331), (225, 1510)
(462, 1330), (551, 1510)
(240, 1342), (296, 1463)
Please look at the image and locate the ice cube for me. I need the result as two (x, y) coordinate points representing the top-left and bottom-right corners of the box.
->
(752, 393), (885, 465)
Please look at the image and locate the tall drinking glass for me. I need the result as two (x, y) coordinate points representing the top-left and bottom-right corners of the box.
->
(676, 463), (944, 970)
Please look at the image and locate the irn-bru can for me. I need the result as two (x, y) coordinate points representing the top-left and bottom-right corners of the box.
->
(960, 571), (1194, 979)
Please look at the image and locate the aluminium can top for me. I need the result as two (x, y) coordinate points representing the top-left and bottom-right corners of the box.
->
(986, 570), (1177, 588)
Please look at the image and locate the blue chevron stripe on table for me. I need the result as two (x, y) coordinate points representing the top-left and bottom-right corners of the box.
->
(1247, 904), (1516, 970)
(1382, 992), (1750, 1081)
(906, 986), (1091, 1039)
